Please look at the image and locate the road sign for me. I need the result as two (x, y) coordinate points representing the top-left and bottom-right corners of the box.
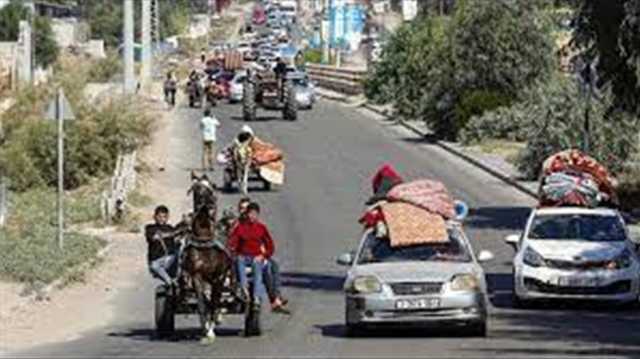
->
(45, 89), (75, 121)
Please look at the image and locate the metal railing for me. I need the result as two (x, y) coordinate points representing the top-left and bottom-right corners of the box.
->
(306, 63), (366, 95)
(101, 151), (137, 224)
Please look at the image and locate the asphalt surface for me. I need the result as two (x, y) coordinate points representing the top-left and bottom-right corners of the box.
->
(14, 99), (640, 358)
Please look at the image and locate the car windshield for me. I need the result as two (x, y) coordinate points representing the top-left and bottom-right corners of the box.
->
(528, 214), (627, 242)
(292, 77), (308, 87)
(357, 229), (472, 264)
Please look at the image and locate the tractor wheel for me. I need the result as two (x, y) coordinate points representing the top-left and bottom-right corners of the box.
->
(283, 82), (298, 121)
(155, 285), (175, 338)
(243, 81), (257, 122)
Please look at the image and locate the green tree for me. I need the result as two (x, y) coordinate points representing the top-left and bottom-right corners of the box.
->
(366, 0), (555, 140)
(0, 0), (59, 67)
(571, 0), (640, 115)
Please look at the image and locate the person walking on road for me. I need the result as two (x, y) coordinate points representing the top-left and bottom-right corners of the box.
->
(200, 109), (221, 171)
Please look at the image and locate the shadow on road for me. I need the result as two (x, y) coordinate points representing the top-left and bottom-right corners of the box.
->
(483, 272), (640, 357)
(281, 272), (345, 292)
(230, 115), (284, 123)
(107, 327), (242, 343)
(466, 206), (531, 231)
(315, 324), (481, 339)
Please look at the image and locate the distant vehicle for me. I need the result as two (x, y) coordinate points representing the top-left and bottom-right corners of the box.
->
(507, 207), (640, 307)
(252, 6), (266, 25)
(337, 224), (494, 337)
(279, 0), (297, 18)
(229, 70), (248, 103)
(287, 71), (316, 110)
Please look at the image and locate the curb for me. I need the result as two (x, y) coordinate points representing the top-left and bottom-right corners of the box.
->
(360, 102), (538, 200)
(317, 90), (351, 103)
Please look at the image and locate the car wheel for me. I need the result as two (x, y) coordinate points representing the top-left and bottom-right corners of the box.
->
(466, 321), (487, 337)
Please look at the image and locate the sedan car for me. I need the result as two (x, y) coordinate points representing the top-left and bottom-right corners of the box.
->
(286, 72), (316, 109)
(507, 207), (640, 307)
(228, 70), (247, 103)
(337, 224), (494, 336)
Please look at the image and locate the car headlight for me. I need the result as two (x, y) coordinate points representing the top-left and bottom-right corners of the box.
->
(349, 276), (382, 294)
(523, 246), (546, 268)
(606, 249), (633, 270)
(449, 274), (480, 292)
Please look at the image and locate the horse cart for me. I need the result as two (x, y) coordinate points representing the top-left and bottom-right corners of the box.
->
(153, 189), (264, 341)
(218, 143), (284, 194)
(155, 272), (262, 339)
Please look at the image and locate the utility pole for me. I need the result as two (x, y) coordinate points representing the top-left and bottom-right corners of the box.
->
(322, 0), (330, 63)
(123, 0), (135, 94)
(141, 0), (152, 90)
(45, 89), (76, 250)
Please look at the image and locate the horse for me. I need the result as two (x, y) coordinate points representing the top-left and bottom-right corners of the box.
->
(188, 172), (217, 213)
(182, 174), (235, 343)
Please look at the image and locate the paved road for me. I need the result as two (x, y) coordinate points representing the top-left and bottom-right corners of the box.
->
(16, 100), (640, 358)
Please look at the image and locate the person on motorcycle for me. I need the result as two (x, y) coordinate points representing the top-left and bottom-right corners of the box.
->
(163, 71), (177, 107)
(145, 205), (178, 287)
(230, 198), (289, 313)
(200, 109), (221, 171)
(227, 202), (274, 308)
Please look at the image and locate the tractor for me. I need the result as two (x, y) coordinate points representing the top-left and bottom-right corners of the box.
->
(242, 68), (298, 121)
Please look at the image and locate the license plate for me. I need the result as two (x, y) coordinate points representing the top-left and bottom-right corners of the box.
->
(557, 276), (600, 287)
(395, 298), (440, 310)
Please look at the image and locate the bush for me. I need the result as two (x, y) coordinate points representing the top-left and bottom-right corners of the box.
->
(303, 49), (323, 64)
(453, 90), (512, 136)
(88, 51), (122, 82)
(0, 186), (106, 284)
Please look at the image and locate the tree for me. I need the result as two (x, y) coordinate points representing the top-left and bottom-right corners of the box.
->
(0, 0), (59, 68)
(572, 0), (640, 115)
(365, 0), (555, 140)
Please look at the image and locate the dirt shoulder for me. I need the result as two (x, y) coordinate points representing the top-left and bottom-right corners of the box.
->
(0, 85), (179, 355)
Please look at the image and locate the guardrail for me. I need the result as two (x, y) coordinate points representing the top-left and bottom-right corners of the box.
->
(101, 151), (137, 224)
(0, 177), (7, 227)
(306, 63), (367, 95)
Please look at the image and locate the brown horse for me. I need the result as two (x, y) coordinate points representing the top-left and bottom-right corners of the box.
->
(181, 177), (235, 343)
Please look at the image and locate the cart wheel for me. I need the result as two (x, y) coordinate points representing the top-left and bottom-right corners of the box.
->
(155, 285), (175, 338)
(263, 180), (271, 191)
(244, 300), (261, 336)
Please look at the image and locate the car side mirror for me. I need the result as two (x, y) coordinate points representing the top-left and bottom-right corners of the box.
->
(504, 234), (520, 249)
(336, 252), (354, 266)
(477, 250), (495, 263)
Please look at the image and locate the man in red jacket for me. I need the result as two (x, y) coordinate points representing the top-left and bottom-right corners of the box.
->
(227, 202), (273, 306)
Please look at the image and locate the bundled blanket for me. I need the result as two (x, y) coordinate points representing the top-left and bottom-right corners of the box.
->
(250, 137), (285, 185)
(360, 173), (455, 247)
(539, 150), (617, 207)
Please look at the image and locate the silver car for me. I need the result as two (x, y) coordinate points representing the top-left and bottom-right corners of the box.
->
(337, 225), (495, 336)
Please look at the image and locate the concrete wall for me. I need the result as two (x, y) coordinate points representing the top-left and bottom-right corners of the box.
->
(51, 18), (88, 48)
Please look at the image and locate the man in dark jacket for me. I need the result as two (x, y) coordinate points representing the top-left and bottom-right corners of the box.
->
(145, 205), (178, 287)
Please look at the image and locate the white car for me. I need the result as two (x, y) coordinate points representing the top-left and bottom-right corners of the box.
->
(229, 71), (247, 103)
(506, 207), (640, 307)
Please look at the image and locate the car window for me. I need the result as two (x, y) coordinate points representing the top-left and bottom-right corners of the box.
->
(357, 229), (471, 265)
(528, 214), (627, 242)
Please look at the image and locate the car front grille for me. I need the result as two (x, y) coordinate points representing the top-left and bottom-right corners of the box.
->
(389, 282), (443, 296)
(545, 259), (610, 270)
(524, 277), (631, 295)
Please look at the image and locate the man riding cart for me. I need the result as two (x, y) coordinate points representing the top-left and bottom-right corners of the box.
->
(218, 125), (285, 194)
